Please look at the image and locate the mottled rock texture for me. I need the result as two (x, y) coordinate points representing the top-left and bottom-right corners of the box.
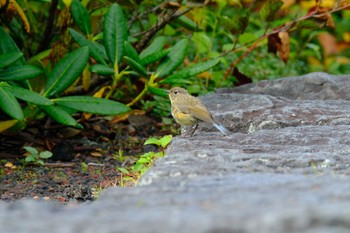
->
(2, 72), (350, 233)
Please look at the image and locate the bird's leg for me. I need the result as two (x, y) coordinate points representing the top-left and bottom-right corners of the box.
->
(181, 124), (198, 137)
(189, 124), (198, 137)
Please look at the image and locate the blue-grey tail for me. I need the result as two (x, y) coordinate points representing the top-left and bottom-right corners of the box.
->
(213, 123), (231, 136)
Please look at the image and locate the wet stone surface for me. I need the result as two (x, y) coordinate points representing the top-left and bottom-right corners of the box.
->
(1, 72), (350, 233)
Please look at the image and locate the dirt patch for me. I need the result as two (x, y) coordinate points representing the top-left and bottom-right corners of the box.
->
(0, 114), (176, 203)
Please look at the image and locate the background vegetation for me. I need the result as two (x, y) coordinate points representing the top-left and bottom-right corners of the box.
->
(0, 0), (349, 132)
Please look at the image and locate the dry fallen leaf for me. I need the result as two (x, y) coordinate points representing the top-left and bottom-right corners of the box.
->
(5, 162), (17, 169)
(268, 31), (290, 63)
(110, 109), (146, 124)
(90, 149), (103, 157)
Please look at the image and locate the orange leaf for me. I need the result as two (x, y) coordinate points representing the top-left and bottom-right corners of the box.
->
(110, 109), (145, 124)
(268, 31), (290, 63)
(90, 151), (103, 157)
(5, 162), (16, 169)
(318, 32), (337, 56)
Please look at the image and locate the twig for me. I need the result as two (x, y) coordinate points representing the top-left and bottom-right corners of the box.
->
(134, 8), (178, 53)
(36, 0), (59, 54)
(44, 162), (75, 167)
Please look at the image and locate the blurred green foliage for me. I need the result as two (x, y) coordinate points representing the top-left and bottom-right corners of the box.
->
(0, 0), (349, 131)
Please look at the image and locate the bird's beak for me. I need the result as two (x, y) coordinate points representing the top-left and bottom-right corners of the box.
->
(165, 90), (170, 94)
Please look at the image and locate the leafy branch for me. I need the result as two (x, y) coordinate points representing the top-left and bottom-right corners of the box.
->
(223, 2), (350, 80)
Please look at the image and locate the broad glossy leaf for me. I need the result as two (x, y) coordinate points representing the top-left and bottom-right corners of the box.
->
(173, 15), (200, 31)
(41, 105), (82, 128)
(39, 151), (53, 159)
(28, 49), (52, 64)
(141, 49), (170, 66)
(90, 64), (114, 76)
(159, 135), (172, 148)
(140, 36), (167, 59)
(0, 65), (43, 81)
(124, 41), (142, 64)
(103, 3), (127, 65)
(0, 52), (23, 69)
(23, 146), (38, 155)
(160, 58), (220, 84)
(69, 28), (107, 65)
(71, 0), (91, 35)
(148, 87), (168, 97)
(144, 137), (161, 146)
(155, 39), (188, 78)
(0, 27), (25, 65)
(0, 86), (23, 120)
(45, 46), (89, 97)
(3, 85), (52, 105)
(123, 56), (148, 77)
(54, 96), (130, 115)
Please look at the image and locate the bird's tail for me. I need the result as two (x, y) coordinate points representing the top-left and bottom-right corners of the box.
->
(213, 122), (231, 136)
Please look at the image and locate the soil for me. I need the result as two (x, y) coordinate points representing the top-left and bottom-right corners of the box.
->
(0, 113), (176, 203)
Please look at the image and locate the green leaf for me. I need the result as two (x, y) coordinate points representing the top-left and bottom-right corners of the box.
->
(0, 26), (25, 65)
(238, 33), (257, 45)
(259, 0), (283, 22)
(25, 156), (36, 162)
(28, 49), (52, 64)
(132, 163), (144, 172)
(0, 52), (23, 69)
(140, 36), (167, 59)
(221, 8), (249, 34)
(23, 146), (38, 155)
(117, 167), (130, 174)
(37, 160), (44, 165)
(148, 87), (168, 97)
(69, 28), (107, 65)
(0, 86), (23, 120)
(124, 41), (142, 64)
(123, 56), (148, 77)
(90, 64), (114, 76)
(54, 96), (130, 115)
(0, 65), (43, 81)
(141, 49), (170, 66)
(137, 157), (150, 164)
(191, 32), (211, 54)
(159, 135), (172, 148)
(71, 0), (91, 35)
(103, 3), (127, 65)
(144, 135), (172, 148)
(3, 85), (52, 105)
(155, 39), (188, 78)
(41, 105), (81, 128)
(173, 15), (200, 31)
(45, 46), (89, 97)
(160, 58), (220, 84)
(39, 151), (53, 159)
(144, 137), (161, 146)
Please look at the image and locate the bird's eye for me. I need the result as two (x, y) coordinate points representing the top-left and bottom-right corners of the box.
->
(174, 91), (178, 94)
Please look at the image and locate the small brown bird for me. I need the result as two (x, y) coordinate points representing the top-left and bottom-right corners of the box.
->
(168, 87), (230, 136)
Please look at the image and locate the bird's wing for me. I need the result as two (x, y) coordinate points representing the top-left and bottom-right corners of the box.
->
(188, 104), (214, 123)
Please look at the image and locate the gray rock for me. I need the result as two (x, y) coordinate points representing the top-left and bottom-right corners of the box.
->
(1, 72), (350, 233)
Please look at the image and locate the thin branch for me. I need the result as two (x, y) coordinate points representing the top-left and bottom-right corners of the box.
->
(134, 4), (197, 53)
(134, 8), (178, 53)
(36, 0), (59, 54)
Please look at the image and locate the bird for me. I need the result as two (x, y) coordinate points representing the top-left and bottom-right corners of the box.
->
(168, 87), (230, 137)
